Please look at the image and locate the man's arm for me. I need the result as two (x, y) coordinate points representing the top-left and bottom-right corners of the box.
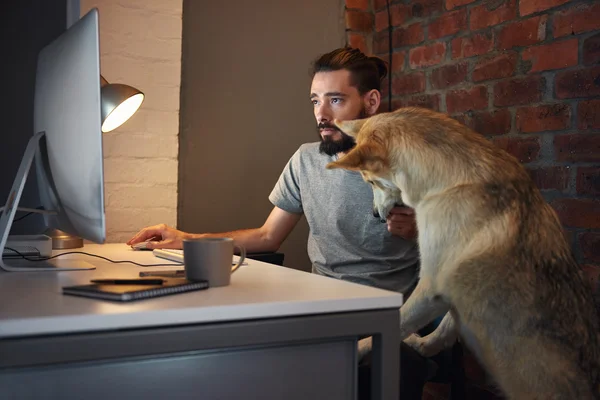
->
(126, 206), (302, 253)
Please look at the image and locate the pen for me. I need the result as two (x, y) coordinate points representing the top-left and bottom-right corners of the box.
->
(91, 279), (165, 285)
(139, 270), (185, 277)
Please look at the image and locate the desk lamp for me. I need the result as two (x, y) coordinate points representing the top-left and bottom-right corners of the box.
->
(47, 76), (145, 249)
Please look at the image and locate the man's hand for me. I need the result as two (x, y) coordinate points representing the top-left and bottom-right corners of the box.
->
(387, 206), (417, 240)
(126, 224), (192, 249)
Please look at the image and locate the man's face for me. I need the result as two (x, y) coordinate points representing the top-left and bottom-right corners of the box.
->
(310, 70), (370, 156)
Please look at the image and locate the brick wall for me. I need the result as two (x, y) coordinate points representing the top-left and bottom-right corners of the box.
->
(344, 0), (600, 397)
(345, 0), (600, 304)
(80, 0), (182, 243)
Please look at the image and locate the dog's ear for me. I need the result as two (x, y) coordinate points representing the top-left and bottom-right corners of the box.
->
(334, 118), (367, 137)
(326, 142), (387, 173)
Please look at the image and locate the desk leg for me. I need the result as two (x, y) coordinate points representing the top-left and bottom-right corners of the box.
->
(371, 310), (400, 400)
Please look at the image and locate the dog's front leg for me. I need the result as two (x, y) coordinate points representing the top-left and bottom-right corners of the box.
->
(399, 278), (449, 341)
(404, 311), (458, 357)
(356, 279), (449, 361)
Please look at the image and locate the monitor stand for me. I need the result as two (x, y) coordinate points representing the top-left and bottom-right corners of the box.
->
(0, 132), (95, 272)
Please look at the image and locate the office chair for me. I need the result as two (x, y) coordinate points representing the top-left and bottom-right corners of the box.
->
(247, 252), (285, 266)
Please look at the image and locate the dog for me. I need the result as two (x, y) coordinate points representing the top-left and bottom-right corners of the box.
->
(326, 107), (600, 399)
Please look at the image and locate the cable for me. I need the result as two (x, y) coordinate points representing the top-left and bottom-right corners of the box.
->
(2, 206), (47, 222)
(13, 207), (44, 222)
(3, 247), (183, 267)
(386, 0), (392, 112)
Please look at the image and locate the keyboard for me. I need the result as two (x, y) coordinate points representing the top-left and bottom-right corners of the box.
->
(152, 248), (247, 266)
(153, 248), (184, 263)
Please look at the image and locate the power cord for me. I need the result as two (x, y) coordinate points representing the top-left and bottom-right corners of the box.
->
(386, 0), (392, 112)
(12, 206), (45, 222)
(3, 247), (183, 267)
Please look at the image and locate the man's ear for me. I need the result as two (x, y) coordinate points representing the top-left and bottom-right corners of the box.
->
(326, 142), (387, 172)
(363, 89), (381, 115)
(333, 118), (368, 137)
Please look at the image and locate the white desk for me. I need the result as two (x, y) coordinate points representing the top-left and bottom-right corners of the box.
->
(0, 244), (402, 400)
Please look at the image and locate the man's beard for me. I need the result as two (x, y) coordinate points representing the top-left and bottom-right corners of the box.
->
(318, 107), (368, 156)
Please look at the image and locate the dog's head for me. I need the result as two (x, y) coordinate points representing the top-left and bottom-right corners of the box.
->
(326, 116), (403, 222)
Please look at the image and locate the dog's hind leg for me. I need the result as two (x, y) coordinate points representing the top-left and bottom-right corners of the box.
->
(399, 279), (450, 341)
(404, 311), (458, 357)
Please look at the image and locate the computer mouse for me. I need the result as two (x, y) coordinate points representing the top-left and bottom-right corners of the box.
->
(131, 240), (156, 251)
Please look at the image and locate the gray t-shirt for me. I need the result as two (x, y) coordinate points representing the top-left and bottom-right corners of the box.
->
(269, 142), (420, 295)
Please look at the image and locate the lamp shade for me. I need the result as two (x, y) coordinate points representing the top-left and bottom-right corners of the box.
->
(100, 75), (144, 133)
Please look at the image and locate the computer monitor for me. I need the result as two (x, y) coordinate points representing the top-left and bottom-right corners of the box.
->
(0, 8), (104, 272)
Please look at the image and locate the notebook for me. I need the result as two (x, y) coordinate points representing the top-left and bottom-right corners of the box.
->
(62, 277), (209, 302)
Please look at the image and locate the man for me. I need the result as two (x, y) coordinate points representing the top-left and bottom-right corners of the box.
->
(128, 47), (430, 399)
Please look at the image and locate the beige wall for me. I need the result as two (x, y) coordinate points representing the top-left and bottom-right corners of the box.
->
(80, 0), (182, 243)
(178, 0), (346, 271)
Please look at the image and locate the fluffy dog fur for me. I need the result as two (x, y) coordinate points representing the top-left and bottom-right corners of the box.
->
(327, 107), (600, 399)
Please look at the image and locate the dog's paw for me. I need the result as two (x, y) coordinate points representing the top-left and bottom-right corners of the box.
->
(403, 333), (428, 356)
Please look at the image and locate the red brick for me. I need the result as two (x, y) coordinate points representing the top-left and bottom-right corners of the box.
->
(374, 30), (389, 54)
(493, 136), (540, 163)
(471, 109), (512, 136)
(374, 0), (387, 11)
(431, 62), (468, 89)
(551, 198), (600, 229)
(393, 23), (425, 48)
(473, 52), (518, 82)
(520, 0), (570, 16)
(581, 265), (600, 294)
(348, 33), (367, 53)
(397, 94), (441, 111)
(494, 76), (544, 107)
(584, 33), (600, 66)
(392, 72), (426, 95)
(345, 0), (369, 10)
(516, 104), (571, 133)
(446, 0), (477, 10)
(391, 51), (406, 73)
(497, 15), (547, 50)
(451, 32), (494, 58)
(446, 86), (488, 113)
(378, 99), (395, 114)
(553, 3), (600, 38)
(452, 114), (470, 127)
(577, 167), (600, 196)
(345, 10), (373, 32)
(522, 39), (578, 73)
(580, 233), (600, 263)
(470, 0), (517, 31)
(578, 99), (600, 130)
(411, 0), (444, 18)
(554, 134), (600, 162)
(409, 42), (446, 68)
(556, 66), (600, 99)
(377, 51), (407, 74)
(375, 10), (388, 33)
(527, 166), (570, 192)
(375, 4), (411, 32)
(428, 9), (467, 39)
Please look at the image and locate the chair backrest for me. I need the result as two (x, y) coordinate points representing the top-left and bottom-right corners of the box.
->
(247, 252), (285, 266)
